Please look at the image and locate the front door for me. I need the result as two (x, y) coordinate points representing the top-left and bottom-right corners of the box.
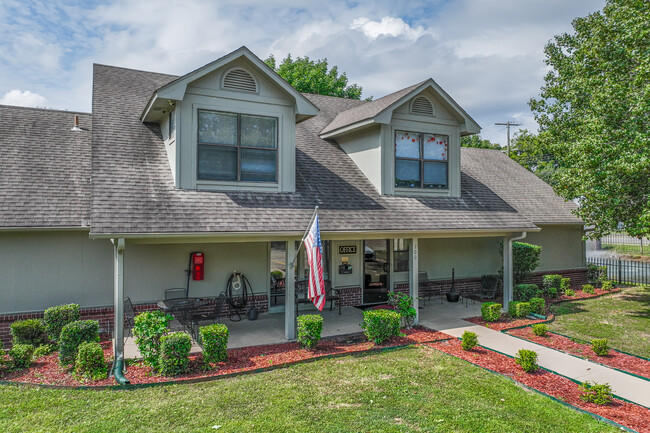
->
(363, 240), (390, 304)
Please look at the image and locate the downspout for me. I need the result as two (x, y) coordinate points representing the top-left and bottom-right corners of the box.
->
(111, 238), (130, 385)
(504, 232), (527, 310)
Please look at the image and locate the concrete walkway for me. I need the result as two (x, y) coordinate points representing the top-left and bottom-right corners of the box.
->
(420, 310), (650, 408)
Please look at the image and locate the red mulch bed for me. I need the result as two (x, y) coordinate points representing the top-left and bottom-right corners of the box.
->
(425, 339), (650, 433)
(551, 287), (621, 303)
(465, 315), (552, 331)
(0, 327), (450, 387)
(507, 327), (650, 379)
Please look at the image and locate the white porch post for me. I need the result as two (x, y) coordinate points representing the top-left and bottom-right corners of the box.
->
(409, 238), (419, 325)
(503, 236), (512, 311)
(284, 240), (296, 340)
(113, 238), (125, 360)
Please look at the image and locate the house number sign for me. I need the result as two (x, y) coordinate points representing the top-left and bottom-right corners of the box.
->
(338, 245), (357, 254)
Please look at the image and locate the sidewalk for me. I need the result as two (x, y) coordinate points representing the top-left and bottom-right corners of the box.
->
(420, 314), (650, 408)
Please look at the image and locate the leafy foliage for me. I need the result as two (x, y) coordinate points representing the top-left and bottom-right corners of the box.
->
(508, 301), (531, 318)
(75, 342), (107, 380)
(461, 331), (478, 351)
(159, 332), (192, 376)
(199, 324), (229, 366)
(587, 264), (607, 285)
(33, 344), (56, 359)
(43, 304), (80, 343)
(265, 54), (366, 100)
(529, 0), (650, 239)
(515, 349), (539, 372)
(10, 319), (49, 347)
(297, 314), (323, 349)
(388, 291), (416, 329)
(582, 284), (596, 294)
(601, 280), (614, 291)
(591, 338), (610, 356)
(514, 284), (539, 302)
(510, 130), (564, 187)
(132, 310), (172, 370)
(532, 324), (548, 337)
(59, 320), (99, 365)
(9, 344), (34, 369)
(579, 381), (613, 405)
(361, 310), (401, 344)
(542, 274), (562, 291)
(560, 278), (571, 291)
(460, 135), (502, 150)
(481, 302), (502, 322)
(499, 242), (542, 284)
(564, 288), (575, 297)
(529, 297), (546, 315)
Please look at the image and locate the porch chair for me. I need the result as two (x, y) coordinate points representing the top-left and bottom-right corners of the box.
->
(190, 293), (226, 339)
(418, 271), (432, 305)
(474, 275), (499, 303)
(123, 297), (136, 339)
(165, 287), (187, 300)
(295, 280), (340, 315)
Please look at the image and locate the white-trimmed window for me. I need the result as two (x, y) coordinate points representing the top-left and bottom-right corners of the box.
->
(395, 130), (448, 189)
(197, 109), (278, 182)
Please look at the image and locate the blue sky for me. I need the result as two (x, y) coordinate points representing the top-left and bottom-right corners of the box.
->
(0, 0), (605, 144)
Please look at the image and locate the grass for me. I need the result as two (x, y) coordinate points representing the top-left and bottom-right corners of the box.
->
(602, 243), (649, 257)
(549, 285), (650, 357)
(0, 347), (619, 432)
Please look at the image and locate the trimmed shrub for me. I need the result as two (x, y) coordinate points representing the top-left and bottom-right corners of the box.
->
(579, 381), (612, 405)
(547, 287), (558, 298)
(10, 319), (49, 347)
(564, 288), (575, 297)
(532, 324), (548, 337)
(297, 314), (323, 349)
(591, 339), (610, 356)
(461, 331), (478, 351)
(582, 284), (595, 294)
(75, 342), (107, 380)
(9, 344), (34, 369)
(560, 277), (571, 291)
(44, 304), (80, 342)
(33, 344), (56, 359)
(508, 301), (531, 318)
(0, 340), (7, 368)
(542, 274), (562, 292)
(388, 291), (416, 329)
(481, 302), (502, 322)
(59, 320), (99, 365)
(587, 264), (607, 285)
(159, 332), (192, 376)
(529, 297), (545, 315)
(514, 284), (539, 302)
(132, 310), (173, 370)
(601, 280), (613, 291)
(515, 349), (538, 372)
(361, 310), (401, 345)
(499, 242), (542, 284)
(199, 324), (229, 366)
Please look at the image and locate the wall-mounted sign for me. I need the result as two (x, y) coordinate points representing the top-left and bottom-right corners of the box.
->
(338, 245), (357, 255)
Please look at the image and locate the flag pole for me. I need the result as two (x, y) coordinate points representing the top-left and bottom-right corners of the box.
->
(291, 206), (319, 267)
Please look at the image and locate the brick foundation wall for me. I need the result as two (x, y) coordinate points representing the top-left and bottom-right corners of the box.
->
(336, 287), (362, 308)
(523, 268), (589, 287)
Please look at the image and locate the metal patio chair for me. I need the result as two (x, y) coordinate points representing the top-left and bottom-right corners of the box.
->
(123, 297), (136, 338)
(165, 287), (187, 300)
(190, 293), (227, 339)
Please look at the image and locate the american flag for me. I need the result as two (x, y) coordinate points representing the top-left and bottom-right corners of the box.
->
(304, 212), (326, 310)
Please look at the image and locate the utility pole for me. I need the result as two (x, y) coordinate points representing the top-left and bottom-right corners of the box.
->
(495, 121), (522, 157)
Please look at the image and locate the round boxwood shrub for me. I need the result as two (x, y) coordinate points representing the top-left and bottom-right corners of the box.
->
(515, 349), (539, 372)
(199, 323), (229, 366)
(591, 339), (610, 356)
(601, 280), (613, 291)
(44, 304), (80, 342)
(9, 344), (34, 369)
(481, 302), (502, 322)
(159, 332), (192, 376)
(560, 277), (571, 291)
(582, 284), (595, 294)
(542, 274), (562, 293)
(529, 297), (545, 315)
(59, 320), (100, 365)
(532, 324), (548, 337)
(508, 301), (531, 318)
(461, 331), (478, 351)
(132, 310), (173, 370)
(579, 381), (613, 405)
(513, 284), (539, 302)
(361, 310), (401, 345)
(297, 314), (323, 349)
(75, 341), (107, 380)
(564, 288), (575, 297)
(10, 319), (49, 347)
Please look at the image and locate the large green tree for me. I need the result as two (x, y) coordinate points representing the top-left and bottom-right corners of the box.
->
(529, 0), (650, 238)
(265, 54), (366, 100)
(460, 135), (502, 150)
(510, 130), (564, 188)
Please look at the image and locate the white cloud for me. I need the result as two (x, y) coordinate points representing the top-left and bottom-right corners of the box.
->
(0, 89), (47, 107)
(350, 16), (429, 40)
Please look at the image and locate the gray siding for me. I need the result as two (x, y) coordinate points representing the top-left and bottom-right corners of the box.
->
(524, 224), (586, 271)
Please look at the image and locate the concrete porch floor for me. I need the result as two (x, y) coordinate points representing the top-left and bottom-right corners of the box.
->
(123, 297), (483, 359)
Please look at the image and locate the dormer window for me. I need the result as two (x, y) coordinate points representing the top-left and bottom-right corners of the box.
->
(197, 109), (278, 182)
(395, 130), (448, 189)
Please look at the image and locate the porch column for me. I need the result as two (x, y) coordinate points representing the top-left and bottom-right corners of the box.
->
(409, 238), (419, 325)
(284, 240), (296, 340)
(113, 238), (125, 360)
(503, 236), (512, 311)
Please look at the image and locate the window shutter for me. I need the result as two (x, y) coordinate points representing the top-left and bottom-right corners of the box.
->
(411, 96), (434, 116)
(222, 69), (257, 93)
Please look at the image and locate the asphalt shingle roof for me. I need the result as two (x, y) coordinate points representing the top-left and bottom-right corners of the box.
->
(0, 105), (91, 228)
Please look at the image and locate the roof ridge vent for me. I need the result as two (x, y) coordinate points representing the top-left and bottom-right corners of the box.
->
(222, 68), (257, 93)
(410, 95), (434, 116)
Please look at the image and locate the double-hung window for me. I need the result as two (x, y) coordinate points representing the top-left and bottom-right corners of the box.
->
(395, 130), (448, 189)
(197, 109), (278, 182)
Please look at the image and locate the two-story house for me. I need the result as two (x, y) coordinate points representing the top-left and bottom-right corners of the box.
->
(0, 47), (586, 349)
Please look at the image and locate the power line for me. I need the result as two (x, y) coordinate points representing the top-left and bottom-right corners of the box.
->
(495, 121), (522, 157)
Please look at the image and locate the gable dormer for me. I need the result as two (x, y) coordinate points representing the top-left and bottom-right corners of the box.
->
(142, 46), (318, 192)
(320, 79), (480, 198)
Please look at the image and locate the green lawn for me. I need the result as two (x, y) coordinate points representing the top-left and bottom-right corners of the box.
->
(0, 347), (617, 432)
(549, 285), (650, 357)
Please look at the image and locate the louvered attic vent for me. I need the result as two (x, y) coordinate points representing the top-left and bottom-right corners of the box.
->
(222, 69), (257, 93)
(410, 96), (434, 116)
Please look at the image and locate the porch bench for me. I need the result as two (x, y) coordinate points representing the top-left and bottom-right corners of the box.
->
(295, 280), (340, 315)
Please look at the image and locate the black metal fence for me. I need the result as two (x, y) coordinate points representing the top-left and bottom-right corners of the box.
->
(587, 257), (650, 286)
(599, 232), (648, 255)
